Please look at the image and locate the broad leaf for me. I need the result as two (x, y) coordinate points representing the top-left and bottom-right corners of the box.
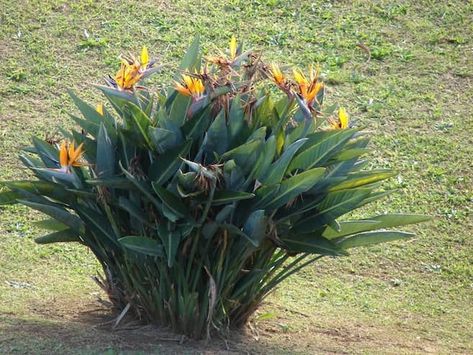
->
(335, 230), (415, 249)
(243, 210), (266, 247)
(178, 35), (201, 74)
(150, 141), (192, 184)
(152, 184), (191, 221)
(261, 138), (307, 185)
(157, 225), (181, 267)
(328, 170), (395, 192)
(95, 123), (116, 178)
(18, 199), (84, 233)
(119, 236), (163, 257)
(264, 167), (326, 210)
(211, 191), (255, 205)
(323, 214), (430, 239)
(36, 228), (81, 244)
(280, 234), (345, 256)
(289, 129), (357, 171)
(293, 189), (371, 233)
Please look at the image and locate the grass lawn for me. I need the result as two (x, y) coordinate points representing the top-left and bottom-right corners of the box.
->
(1, 0), (472, 353)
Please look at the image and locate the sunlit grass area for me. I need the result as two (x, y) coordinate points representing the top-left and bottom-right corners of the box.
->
(1, 0), (471, 353)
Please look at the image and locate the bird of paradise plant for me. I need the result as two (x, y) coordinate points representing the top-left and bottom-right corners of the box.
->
(0, 37), (428, 340)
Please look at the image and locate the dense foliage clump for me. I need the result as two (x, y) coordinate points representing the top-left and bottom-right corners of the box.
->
(0, 37), (428, 339)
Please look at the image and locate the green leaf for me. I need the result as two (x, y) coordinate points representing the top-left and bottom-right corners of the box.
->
(323, 220), (381, 240)
(264, 167), (326, 210)
(323, 214), (430, 239)
(328, 170), (396, 192)
(76, 206), (119, 246)
(119, 236), (163, 257)
(243, 210), (266, 247)
(118, 196), (153, 227)
(2, 180), (72, 204)
(69, 114), (99, 137)
(181, 105), (211, 142)
(149, 127), (181, 153)
(150, 141), (192, 185)
(335, 230), (415, 249)
(293, 189), (371, 233)
(220, 223), (254, 244)
(31, 168), (79, 186)
(332, 148), (369, 162)
(169, 93), (192, 126)
(178, 35), (201, 74)
(261, 138), (307, 185)
(280, 234), (345, 256)
(204, 109), (228, 155)
(126, 102), (153, 148)
(216, 204), (234, 223)
(32, 137), (58, 168)
(152, 183), (191, 221)
(356, 190), (394, 207)
(68, 89), (102, 126)
(228, 95), (245, 146)
(95, 123), (115, 178)
(68, 89), (116, 137)
(35, 228), (81, 244)
(221, 139), (263, 175)
(33, 218), (68, 231)
(157, 225), (181, 267)
(0, 191), (20, 205)
(120, 163), (163, 210)
(254, 184), (281, 209)
(252, 135), (276, 180)
(289, 129), (357, 171)
(18, 199), (84, 233)
(86, 177), (132, 189)
(202, 222), (219, 239)
(211, 191), (255, 205)
(96, 85), (139, 113)
(222, 138), (261, 158)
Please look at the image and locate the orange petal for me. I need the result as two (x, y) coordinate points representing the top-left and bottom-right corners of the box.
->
(175, 82), (191, 96)
(69, 142), (84, 164)
(59, 141), (68, 168)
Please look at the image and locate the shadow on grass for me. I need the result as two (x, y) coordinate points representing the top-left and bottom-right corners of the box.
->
(0, 308), (283, 354)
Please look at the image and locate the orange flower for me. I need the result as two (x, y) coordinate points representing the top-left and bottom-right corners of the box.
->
(229, 35), (238, 60)
(206, 35), (239, 65)
(175, 74), (205, 99)
(293, 65), (324, 106)
(329, 107), (350, 129)
(114, 46), (151, 90)
(270, 63), (286, 87)
(59, 141), (85, 172)
(96, 103), (104, 116)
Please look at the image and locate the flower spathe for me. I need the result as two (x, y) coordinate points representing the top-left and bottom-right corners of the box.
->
(113, 46), (152, 90)
(229, 36), (237, 60)
(140, 46), (149, 67)
(329, 107), (350, 129)
(175, 74), (205, 99)
(58, 141), (85, 172)
(96, 103), (104, 116)
(270, 63), (285, 87)
(293, 65), (324, 107)
(206, 35), (239, 66)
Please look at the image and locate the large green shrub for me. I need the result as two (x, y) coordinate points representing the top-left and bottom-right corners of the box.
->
(0, 37), (428, 339)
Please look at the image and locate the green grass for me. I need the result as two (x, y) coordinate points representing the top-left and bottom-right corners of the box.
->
(1, 0), (472, 353)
